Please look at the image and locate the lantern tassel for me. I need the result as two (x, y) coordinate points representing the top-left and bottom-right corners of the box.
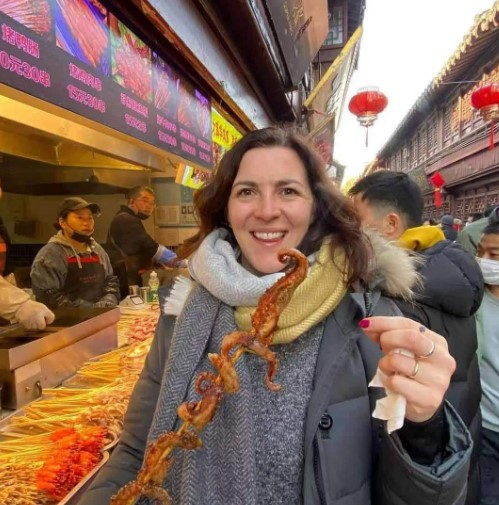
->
(365, 127), (369, 148)
(435, 188), (442, 208)
(490, 121), (495, 150)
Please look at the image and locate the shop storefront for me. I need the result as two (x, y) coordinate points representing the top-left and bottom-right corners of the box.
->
(0, 4), (250, 501)
(0, 0), (251, 279)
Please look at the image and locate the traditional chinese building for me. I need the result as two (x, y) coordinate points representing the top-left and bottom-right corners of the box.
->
(366, 3), (499, 221)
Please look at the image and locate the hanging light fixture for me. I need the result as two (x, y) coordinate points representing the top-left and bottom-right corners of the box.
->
(348, 87), (388, 147)
(471, 82), (499, 150)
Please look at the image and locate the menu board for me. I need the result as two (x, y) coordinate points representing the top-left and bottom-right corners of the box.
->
(0, 0), (212, 168)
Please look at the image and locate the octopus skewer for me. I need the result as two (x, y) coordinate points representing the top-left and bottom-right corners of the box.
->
(111, 249), (308, 505)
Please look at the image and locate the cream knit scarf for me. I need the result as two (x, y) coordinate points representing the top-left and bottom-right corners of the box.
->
(187, 228), (348, 345)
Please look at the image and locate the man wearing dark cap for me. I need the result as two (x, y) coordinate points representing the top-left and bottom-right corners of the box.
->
(440, 214), (458, 241)
(31, 197), (119, 310)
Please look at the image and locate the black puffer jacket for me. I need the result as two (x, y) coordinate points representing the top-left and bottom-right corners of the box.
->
(395, 240), (484, 505)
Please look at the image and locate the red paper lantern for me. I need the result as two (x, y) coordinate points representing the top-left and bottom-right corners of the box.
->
(429, 171), (446, 208)
(471, 82), (499, 150)
(348, 87), (388, 146)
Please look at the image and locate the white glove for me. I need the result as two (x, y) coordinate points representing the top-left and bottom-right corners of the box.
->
(15, 299), (55, 331)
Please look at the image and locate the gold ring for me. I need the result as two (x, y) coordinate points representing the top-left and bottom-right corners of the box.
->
(419, 340), (436, 359)
(409, 360), (419, 379)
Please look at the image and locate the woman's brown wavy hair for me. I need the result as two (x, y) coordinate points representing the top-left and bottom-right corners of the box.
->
(180, 127), (372, 285)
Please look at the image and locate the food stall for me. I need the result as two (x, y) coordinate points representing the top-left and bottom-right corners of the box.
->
(0, 1), (251, 503)
(0, 307), (120, 410)
(0, 303), (160, 504)
(0, 0), (221, 285)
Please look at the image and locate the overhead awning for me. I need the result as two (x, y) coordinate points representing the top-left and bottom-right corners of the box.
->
(304, 26), (363, 132)
(262, 0), (329, 87)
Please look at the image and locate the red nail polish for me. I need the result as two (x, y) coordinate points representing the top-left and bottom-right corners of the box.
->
(358, 319), (370, 329)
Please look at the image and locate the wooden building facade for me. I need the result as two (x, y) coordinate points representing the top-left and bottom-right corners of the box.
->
(367, 4), (499, 221)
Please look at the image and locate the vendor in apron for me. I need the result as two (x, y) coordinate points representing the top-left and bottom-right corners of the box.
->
(0, 177), (55, 330)
(31, 197), (120, 310)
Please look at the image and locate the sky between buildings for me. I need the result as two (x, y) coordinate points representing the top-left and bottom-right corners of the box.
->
(334, 0), (496, 184)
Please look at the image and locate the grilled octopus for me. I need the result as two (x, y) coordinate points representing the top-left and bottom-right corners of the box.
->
(111, 249), (308, 505)
(177, 372), (224, 430)
(112, 481), (172, 505)
(210, 249), (308, 392)
(111, 431), (202, 505)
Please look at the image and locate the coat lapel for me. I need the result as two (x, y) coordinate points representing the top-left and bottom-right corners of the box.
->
(304, 295), (364, 451)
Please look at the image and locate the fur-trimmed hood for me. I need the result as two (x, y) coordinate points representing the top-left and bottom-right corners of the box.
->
(361, 228), (422, 301)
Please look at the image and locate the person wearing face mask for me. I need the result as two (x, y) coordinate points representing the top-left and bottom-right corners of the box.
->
(457, 205), (499, 257)
(31, 197), (119, 310)
(0, 178), (55, 330)
(475, 223), (499, 505)
(107, 186), (186, 290)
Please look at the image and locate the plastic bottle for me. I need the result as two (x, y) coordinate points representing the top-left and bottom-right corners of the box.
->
(148, 271), (160, 302)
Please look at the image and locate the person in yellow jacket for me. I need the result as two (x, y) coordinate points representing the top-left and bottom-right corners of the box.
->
(349, 170), (484, 505)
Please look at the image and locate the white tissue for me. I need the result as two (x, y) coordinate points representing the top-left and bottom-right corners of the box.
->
(369, 349), (414, 434)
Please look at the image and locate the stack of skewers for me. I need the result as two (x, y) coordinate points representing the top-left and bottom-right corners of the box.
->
(0, 333), (155, 503)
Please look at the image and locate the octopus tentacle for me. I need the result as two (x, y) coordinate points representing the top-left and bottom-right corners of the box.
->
(142, 483), (172, 505)
(177, 372), (224, 431)
(110, 481), (141, 505)
(252, 249), (308, 344)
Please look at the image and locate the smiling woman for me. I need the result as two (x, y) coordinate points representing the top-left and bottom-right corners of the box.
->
(79, 127), (473, 505)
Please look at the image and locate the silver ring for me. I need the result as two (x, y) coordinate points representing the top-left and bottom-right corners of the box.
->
(409, 360), (420, 379)
(419, 340), (436, 359)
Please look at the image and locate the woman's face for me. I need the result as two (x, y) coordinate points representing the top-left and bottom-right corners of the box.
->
(227, 146), (314, 274)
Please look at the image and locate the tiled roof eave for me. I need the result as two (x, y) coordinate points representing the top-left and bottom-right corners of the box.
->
(376, 2), (499, 159)
(432, 5), (499, 88)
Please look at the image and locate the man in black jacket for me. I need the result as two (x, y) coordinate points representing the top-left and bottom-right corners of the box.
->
(350, 170), (484, 505)
(107, 186), (185, 291)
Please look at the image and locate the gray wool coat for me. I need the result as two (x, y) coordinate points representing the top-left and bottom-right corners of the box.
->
(78, 290), (472, 505)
